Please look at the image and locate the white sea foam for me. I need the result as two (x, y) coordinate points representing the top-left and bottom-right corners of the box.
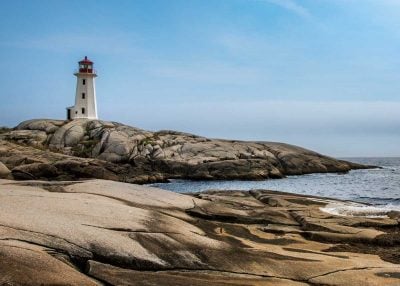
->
(320, 203), (400, 218)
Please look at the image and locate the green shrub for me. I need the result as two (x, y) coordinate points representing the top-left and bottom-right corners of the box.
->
(0, 127), (11, 134)
(141, 137), (156, 146)
(72, 139), (99, 158)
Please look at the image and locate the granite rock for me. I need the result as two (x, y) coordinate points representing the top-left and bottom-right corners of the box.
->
(0, 179), (399, 285)
(0, 161), (11, 179)
(0, 119), (372, 183)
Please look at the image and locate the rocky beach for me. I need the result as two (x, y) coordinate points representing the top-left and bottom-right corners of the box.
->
(0, 119), (369, 184)
(0, 119), (398, 285)
(0, 179), (399, 285)
(2, 0), (400, 284)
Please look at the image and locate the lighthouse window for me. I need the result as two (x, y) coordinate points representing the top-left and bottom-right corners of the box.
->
(82, 93), (85, 99)
(82, 108), (85, 114)
(82, 79), (86, 85)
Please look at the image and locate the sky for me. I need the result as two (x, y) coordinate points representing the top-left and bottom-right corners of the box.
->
(0, 0), (399, 157)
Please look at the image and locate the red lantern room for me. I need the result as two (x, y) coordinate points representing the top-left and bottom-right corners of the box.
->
(78, 56), (94, 73)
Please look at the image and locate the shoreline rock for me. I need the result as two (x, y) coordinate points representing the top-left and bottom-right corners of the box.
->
(0, 161), (11, 179)
(0, 179), (399, 285)
(0, 119), (373, 184)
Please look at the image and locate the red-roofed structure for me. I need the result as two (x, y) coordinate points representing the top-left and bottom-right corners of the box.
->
(67, 56), (98, 120)
(78, 56), (95, 73)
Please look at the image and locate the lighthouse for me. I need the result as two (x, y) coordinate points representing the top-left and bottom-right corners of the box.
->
(66, 56), (98, 120)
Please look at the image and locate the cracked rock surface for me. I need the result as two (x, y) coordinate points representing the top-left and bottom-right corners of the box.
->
(0, 119), (371, 184)
(0, 179), (399, 285)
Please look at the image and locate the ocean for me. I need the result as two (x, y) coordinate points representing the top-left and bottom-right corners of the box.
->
(151, 157), (400, 217)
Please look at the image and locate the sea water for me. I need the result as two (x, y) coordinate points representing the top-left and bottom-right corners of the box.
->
(151, 157), (400, 217)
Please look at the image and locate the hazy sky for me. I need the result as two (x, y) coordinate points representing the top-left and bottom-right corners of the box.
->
(0, 0), (399, 157)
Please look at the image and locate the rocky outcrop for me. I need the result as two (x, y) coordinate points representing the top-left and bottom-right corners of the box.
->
(0, 140), (161, 183)
(0, 119), (370, 183)
(0, 161), (11, 179)
(0, 179), (399, 285)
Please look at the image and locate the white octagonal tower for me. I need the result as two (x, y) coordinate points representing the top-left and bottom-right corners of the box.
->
(67, 56), (98, 120)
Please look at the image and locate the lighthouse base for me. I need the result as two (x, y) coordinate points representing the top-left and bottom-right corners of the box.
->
(66, 106), (98, 120)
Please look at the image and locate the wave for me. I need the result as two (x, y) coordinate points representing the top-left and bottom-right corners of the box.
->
(357, 196), (400, 203)
(321, 203), (400, 218)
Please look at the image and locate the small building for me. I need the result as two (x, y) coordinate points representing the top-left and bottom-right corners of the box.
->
(67, 56), (98, 120)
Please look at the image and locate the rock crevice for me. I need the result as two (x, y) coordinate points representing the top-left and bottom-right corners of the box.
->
(0, 179), (399, 285)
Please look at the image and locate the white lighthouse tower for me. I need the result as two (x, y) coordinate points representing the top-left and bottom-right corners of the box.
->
(67, 56), (98, 120)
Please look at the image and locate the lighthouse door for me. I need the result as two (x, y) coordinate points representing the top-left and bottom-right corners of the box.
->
(67, 109), (71, 120)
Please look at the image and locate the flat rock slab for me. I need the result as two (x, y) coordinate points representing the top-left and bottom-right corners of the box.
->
(0, 179), (399, 285)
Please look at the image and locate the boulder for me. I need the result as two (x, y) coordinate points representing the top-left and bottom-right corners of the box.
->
(0, 130), (47, 146)
(0, 161), (11, 179)
(12, 163), (59, 180)
(97, 130), (133, 163)
(16, 119), (65, 134)
(49, 119), (88, 150)
(0, 119), (371, 183)
(0, 140), (135, 182)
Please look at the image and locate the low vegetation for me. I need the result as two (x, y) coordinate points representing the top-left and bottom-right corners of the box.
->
(71, 139), (100, 158)
(0, 127), (11, 134)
